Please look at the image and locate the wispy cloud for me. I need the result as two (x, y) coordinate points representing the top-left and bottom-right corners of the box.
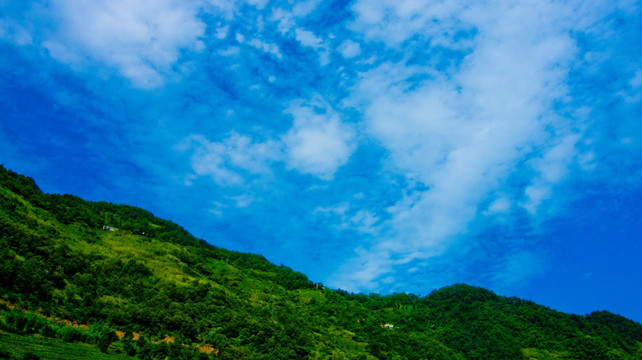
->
(248, 38), (282, 59)
(350, 0), (470, 47)
(179, 133), (282, 186)
(42, 0), (205, 88)
(331, 0), (621, 292)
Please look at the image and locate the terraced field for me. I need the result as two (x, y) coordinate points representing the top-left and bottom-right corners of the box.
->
(0, 330), (132, 360)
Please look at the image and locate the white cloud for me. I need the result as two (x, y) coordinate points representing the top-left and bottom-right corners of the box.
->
(619, 69), (642, 103)
(294, 28), (331, 65)
(270, 8), (295, 35)
(180, 133), (282, 186)
(522, 134), (579, 213)
(43, 0), (205, 88)
(265, 3), (329, 64)
(229, 194), (257, 208)
(205, 0), (237, 19)
(248, 38), (283, 59)
(292, 0), (321, 17)
(181, 98), (356, 185)
(283, 101), (356, 180)
(350, 210), (379, 234)
(523, 184), (552, 215)
(270, 1), (320, 35)
(219, 46), (240, 57)
(486, 197), (511, 215)
(295, 28), (323, 49)
(532, 134), (579, 184)
(350, 0), (467, 47)
(314, 203), (380, 235)
(578, 151), (597, 171)
(246, 0), (268, 10)
(340, 0), (589, 291)
(314, 203), (350, 216)
(338, 39), (362, 58)
(214, 25), (229, 39)
(182, 101), (356, 184)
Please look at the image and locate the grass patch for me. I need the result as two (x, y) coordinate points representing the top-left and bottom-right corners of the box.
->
(0, 331), (132, 360)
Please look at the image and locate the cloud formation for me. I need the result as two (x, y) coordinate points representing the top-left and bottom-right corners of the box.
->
(283, 102), (356, 180)
(179, 133), (282, 186)
(333, 0), (604, 291)
(43, 0), (205, 88)
(181, 100), (355, 184)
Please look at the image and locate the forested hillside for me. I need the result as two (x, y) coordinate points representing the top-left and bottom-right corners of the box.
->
(1, 165), (641, 359)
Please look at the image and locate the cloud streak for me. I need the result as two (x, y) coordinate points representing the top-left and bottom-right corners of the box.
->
(331, 0), (610, 292)
(179, 133), (282, 186)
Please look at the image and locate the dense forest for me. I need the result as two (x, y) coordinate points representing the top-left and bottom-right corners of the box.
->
(1, 165), (641, 359)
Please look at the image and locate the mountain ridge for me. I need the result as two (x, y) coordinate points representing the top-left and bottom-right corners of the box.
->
(1, 165), (641, 359)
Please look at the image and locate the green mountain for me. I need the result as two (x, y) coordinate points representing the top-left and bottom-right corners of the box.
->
(1, 165), (641, 360)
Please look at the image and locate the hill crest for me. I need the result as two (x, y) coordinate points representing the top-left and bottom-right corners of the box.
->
(1, 165), (641, 359)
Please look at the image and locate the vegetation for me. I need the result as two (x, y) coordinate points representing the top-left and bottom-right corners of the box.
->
(0, 330), (132, 360)
(1, 164), (641, 359)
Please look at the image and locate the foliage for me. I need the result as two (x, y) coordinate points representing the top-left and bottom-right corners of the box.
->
(0, 330), (131, 360)
(1, 164), (641, 359)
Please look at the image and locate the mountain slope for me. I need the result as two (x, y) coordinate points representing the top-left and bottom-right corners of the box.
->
(1, 165), (641, 360)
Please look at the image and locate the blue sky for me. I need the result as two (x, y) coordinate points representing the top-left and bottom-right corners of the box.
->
(1, 0), (641, 322)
